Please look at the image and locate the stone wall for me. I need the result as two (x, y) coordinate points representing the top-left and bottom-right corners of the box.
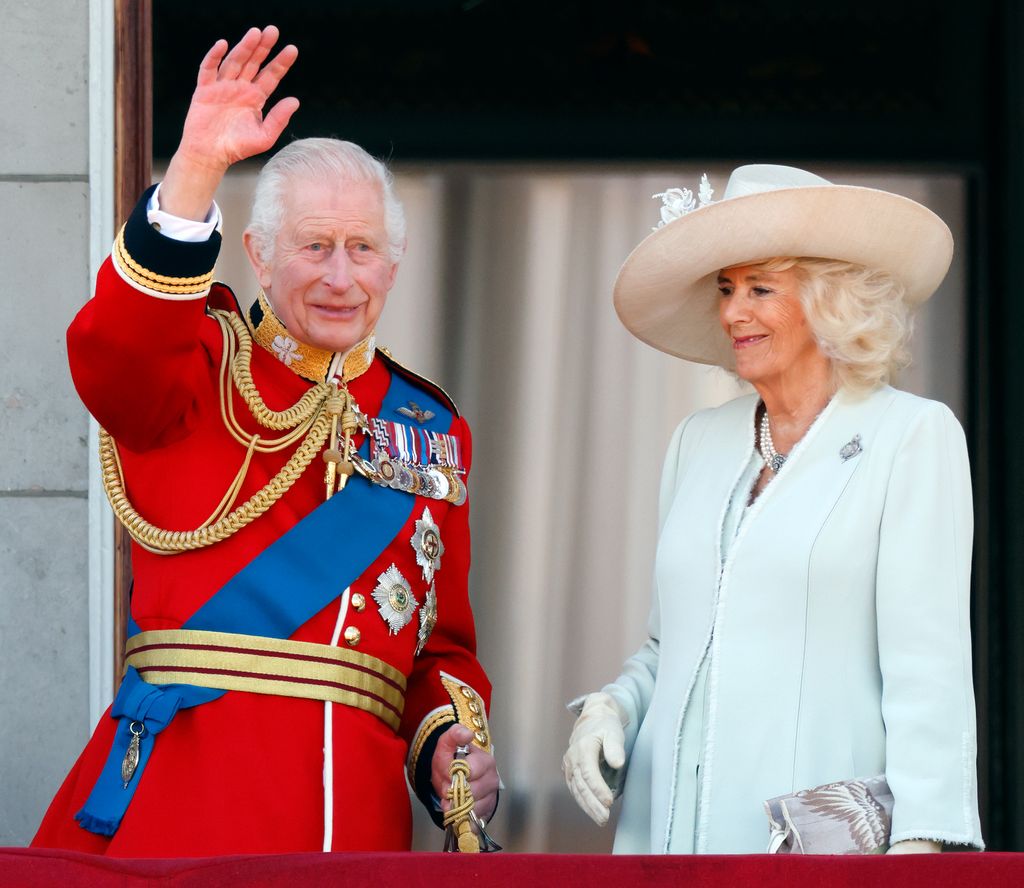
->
(0, 0), (95, 846)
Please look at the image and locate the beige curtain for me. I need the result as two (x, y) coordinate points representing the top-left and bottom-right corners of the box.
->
(202, 163), (966, 852)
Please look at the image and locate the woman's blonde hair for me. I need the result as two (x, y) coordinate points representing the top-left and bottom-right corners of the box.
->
(747, 257), (913, 395)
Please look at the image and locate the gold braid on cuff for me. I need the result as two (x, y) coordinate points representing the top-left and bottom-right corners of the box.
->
(114, 225), (215, 296)
(440, 674), (492, 752)
(407, 707), (456, 786)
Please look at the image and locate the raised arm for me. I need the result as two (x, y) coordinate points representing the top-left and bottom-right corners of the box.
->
(67, 26), (300, 449)
(160, 25), (299, 221)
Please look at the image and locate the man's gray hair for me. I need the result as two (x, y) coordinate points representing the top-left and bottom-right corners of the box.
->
(246, 137), (406, 263)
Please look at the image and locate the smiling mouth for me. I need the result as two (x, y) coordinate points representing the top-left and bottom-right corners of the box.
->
(732, 334), (768, 349)
(312, 304), (363, 318)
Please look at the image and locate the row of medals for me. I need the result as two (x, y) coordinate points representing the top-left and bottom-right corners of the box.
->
(355, 452), (467, 506)
(347, 406), (467, 506)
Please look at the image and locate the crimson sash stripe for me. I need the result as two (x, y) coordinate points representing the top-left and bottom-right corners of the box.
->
(133, 665), (403, 717)
(128, 642), (405, 691)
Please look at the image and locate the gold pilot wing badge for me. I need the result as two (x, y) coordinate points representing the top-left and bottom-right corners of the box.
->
(397, 401), (435, 424)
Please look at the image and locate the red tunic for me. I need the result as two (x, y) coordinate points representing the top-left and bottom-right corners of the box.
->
(32, 192), (491, 856)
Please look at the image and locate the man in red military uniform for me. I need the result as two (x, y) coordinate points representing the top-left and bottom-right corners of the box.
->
(32, 26), (498, 856)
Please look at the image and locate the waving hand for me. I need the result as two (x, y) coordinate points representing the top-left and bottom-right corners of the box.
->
(161, 26), (299, 221)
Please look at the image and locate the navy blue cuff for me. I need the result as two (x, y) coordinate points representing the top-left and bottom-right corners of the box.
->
(413, 725), (448, 829)
(114, 185), (221, 296)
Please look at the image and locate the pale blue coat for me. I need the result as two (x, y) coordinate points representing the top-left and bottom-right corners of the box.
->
(603, 386), (984, 853)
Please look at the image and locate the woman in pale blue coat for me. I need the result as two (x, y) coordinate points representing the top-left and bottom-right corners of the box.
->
(563, 165), (983, 854)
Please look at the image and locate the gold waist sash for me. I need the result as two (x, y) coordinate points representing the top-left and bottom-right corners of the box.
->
(125, 629), (407, 731)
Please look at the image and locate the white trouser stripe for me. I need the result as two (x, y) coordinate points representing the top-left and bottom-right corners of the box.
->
(323, 587), (352, 852)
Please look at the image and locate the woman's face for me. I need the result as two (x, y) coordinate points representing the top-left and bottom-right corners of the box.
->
(717, 264), (828, 390)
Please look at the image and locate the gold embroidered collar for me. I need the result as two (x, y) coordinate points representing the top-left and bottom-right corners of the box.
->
(246, 289), (375, 384)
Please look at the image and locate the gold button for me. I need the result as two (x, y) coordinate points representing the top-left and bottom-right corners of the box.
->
(474, 731), (488, 745)
(344, 626), (361, 646)
(471, 716), (484, 729)
(467, 701), (481, 714)
(460, 686), (475, 700)
(351, 593), (366, 612)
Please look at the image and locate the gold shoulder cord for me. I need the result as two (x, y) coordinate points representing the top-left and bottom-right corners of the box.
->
(99, 309), (337, 555)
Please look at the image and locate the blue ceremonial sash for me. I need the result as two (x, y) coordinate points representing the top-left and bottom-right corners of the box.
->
(76, 369), (452, 835)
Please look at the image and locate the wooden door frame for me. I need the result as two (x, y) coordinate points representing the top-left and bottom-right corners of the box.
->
(112, 0), (151, 684)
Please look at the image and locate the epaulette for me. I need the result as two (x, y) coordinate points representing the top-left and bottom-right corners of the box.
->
(205, 281), (241, 314)
(376, 347), (461, 419)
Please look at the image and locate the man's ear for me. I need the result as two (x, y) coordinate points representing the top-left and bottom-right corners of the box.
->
(243, 230), (273, 289)
(386, 259), (400, 290)
(385, 238), (405, 289)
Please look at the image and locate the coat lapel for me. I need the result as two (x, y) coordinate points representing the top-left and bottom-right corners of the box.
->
(724, 387), (897, 568)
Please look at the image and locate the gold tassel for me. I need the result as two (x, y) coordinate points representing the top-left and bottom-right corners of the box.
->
(322, 383), (344, 500)
(443, 758), (481, 853)
(337, 393), (358, 493)
(322, 382), (358, 499)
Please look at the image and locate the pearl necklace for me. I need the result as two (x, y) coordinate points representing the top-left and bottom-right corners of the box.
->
(758, 410), (786, 473)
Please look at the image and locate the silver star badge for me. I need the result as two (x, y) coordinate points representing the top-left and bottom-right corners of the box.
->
(372, 565), (419, 635)
(411, 506), (445, 584)
(416, 583), (437, 656)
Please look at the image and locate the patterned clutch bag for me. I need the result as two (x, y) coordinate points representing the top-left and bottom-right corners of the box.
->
(765, 775), (894, 854)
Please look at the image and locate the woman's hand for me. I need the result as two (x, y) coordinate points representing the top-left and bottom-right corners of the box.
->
(431, 724), (499, 823)
(887, 839), (942, 853)
(161, 25), (300, 221)
(563, 692), (627, 826)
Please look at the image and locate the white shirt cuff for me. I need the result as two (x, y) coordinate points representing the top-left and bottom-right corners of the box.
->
(146, 183), (224, 243)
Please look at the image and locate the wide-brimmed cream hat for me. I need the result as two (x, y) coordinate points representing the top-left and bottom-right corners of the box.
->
(612, 164), (953, 368)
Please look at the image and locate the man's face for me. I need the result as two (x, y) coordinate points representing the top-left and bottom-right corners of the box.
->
(245, 177), (398, 354)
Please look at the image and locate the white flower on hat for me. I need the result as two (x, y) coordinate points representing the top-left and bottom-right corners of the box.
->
(652, 174), (714, 231)
(618, 164), (953, 370)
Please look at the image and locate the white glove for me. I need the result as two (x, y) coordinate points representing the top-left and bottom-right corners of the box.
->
(562, 692), (628, 826)
(886, 839), (942, 854)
